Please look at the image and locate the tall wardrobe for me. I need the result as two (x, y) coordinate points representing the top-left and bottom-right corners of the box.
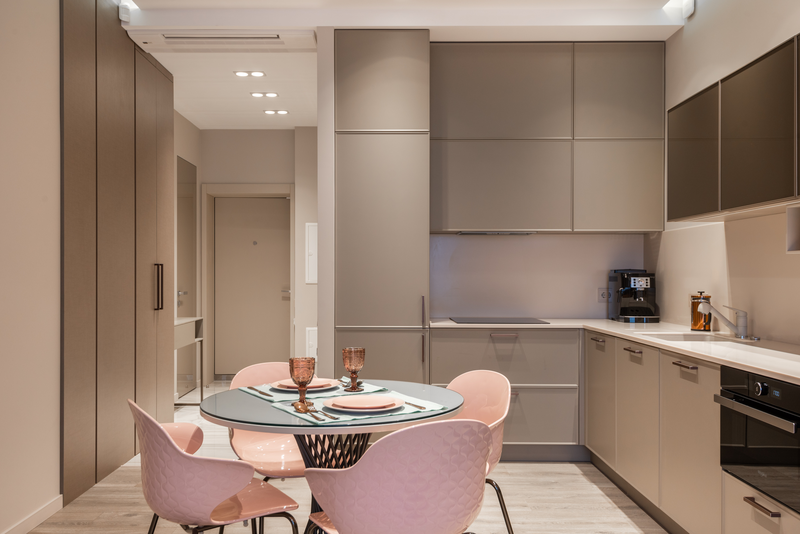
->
(62, 0), (174, 504)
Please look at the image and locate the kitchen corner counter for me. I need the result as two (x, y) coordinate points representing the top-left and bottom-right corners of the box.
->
(430, 317), (800, 385)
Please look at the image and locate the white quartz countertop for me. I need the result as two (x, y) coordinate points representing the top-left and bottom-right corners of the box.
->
(430, 318), (800, 385)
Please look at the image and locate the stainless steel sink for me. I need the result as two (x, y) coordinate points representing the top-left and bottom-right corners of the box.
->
(642, 333), (751, 343)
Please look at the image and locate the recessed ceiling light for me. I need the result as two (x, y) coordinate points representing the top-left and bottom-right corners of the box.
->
(265, 92), (278, 98)
(251, 71), (265, 77)
(251, 92), (264, 97)
(235, 71), (249, 77)
(264, 110), (276, 115)
(277, 110), (289, 115)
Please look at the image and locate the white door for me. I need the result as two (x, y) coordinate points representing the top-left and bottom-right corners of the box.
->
(215, 197), (290, 375)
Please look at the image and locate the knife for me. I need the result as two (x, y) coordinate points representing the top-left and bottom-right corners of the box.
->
(247, 386), (273, 397)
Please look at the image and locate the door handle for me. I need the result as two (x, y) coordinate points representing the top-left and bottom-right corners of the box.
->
(714, 394), (796, 434)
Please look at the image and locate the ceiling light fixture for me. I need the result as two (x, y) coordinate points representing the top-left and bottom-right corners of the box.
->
(265, 92), (278, 98)
(250, 71), (265, 77)
(277, 110), (289, 115)
(251, 92), (264, 97)
(264, 110), (276, 114)
(235, 71), (249, 77)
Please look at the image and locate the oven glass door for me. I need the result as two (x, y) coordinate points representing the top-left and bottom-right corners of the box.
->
(721, 393), (800, 514)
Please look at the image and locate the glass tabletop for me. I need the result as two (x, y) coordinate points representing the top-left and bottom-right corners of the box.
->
(200, 380), (464, 434)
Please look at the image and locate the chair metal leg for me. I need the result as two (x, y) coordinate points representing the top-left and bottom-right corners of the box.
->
(148, 514), (159, 534)
(251, 517), (258, 534)
(486, 478), (514, 534)
(303, 519), (317, 534)
(218, 526), (224, 534)
(268, 512), (298, 534)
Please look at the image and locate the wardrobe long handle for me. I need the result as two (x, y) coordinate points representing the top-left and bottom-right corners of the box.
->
(422, 295), (426, 326)
(155, 264), (164, 311)
(421, 334), (425, 364)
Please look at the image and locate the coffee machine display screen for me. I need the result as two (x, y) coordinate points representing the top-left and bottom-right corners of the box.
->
(630, 277), (651, 289)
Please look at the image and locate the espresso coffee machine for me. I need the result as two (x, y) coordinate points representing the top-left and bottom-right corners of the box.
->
(608, 269), (660, 323)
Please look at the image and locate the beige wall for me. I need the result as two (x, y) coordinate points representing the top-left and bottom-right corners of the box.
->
(293, 128), (319, 360)
(431, 234), (644, 319)
(0, 1), (63, 532)
(650, 0), (800, 342)
(200, 130), (295, 184)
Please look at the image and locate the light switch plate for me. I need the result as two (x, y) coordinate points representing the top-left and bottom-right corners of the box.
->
(597, 288), (611, 303)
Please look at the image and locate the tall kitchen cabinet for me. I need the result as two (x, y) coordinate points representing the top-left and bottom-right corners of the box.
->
(333, 30), (430, 382)
(135, 50), (175, 425)
(61, 0), (174, 503)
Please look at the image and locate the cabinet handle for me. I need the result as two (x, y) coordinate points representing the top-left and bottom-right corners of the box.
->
(743, 496), (781, 518)
(672, 361), (698, 371)
(590, 337), (605, 343)
(421, 334), (425, 364)
(490, 333), (518, 338)
(623, 347), (643, 355)
(154, 264), (164, 311)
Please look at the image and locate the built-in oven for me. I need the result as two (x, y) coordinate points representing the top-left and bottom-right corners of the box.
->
(716, 366), (800, 515)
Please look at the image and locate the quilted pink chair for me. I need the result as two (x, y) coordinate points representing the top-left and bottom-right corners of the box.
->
(128, 400), (299, 534)
(144, 421), (205, 532)
(305, 419), (492, 534)
(229, 362), (306, 480)
(448, 370), (514, 534)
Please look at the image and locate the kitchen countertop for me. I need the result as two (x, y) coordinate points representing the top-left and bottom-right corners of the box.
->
(430, 318), (800, 386)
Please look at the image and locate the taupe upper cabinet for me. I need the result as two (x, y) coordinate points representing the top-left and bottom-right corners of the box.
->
(430, 43), (573, 139)
(574, 43), (664, 139)
(336, 133), (430, 327)
(574, 140), (664, 231)
(335, 30), (429, 131)
(721, 40), (795, 210)
(667, 84), (720, 220)
(431, 140), (572, 231)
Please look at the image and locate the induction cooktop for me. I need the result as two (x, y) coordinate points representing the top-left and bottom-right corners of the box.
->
(449, 317), (550, 324)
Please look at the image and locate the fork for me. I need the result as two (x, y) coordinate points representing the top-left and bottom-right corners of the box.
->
(306, 403), (339, 420)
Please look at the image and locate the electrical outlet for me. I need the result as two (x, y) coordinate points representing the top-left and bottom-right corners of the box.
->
(597, 288), (611, 303)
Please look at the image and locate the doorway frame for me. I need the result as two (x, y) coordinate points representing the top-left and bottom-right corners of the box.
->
(200, 183), (295, 395)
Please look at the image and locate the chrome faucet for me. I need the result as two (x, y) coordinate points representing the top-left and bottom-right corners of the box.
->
(697, 302), (751, 339)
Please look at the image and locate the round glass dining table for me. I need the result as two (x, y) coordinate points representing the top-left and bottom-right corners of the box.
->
(200, 380), (464, 534)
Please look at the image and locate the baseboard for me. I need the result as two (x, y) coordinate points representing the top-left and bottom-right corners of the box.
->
(501, 444), (591, 462)
(590, 453), (689, 534)
(2, 495), (62, 534)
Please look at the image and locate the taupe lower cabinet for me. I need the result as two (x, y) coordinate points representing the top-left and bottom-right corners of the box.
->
(585, 332), (616, 467)
(660, 351), (721, 534)
(430, 329), (580, 445)
(723, 472), (800, 534)
(615, 339), (660, 504)
(334, 329), (428, 383)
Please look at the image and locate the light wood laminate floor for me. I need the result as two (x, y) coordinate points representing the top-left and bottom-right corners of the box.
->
(32, 406), (666, 534)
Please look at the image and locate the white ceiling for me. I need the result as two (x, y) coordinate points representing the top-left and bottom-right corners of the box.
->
(154, 51), (317, 130)
(133, 0), (681, 130)
(136, 0), (668, 9)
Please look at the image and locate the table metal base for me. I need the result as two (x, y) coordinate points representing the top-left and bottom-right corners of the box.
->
(294, 433), (371, 534)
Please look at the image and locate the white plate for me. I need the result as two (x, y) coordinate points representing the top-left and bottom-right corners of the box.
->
(323, 396), (405, 414)
(270, 378), (341, 392)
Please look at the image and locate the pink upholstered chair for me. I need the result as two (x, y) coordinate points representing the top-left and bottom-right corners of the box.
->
(447, 370), (514, 534)
(305, 419), (492, 534)
(128, 400), (299, 534)
(144, 421), (205, 531)
(229, 362), (306, 480)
